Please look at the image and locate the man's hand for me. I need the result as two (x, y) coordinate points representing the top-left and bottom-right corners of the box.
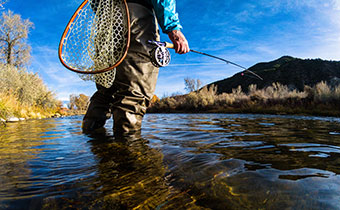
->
(168, 30), (190, 54)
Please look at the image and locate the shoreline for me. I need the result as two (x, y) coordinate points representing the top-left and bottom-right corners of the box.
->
(148, 108), (340, 118)
(0, 112), (85, 127)
(2, 110), (339, 129)
(147, 82), (340, 119)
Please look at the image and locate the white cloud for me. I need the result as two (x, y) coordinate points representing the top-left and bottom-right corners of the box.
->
(334, 0), (340, 10)
(154, 81), (185, 97)
(30, 45), (96, 100)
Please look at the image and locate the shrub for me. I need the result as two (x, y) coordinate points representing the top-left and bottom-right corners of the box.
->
(148, 80), (340, 116)
(0, 64), (60, 119)
(0, 64), (58, 108)
(313, 81), (332, 102)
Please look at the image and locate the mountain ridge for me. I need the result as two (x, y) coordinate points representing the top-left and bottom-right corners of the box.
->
(208, 56), (340, 94)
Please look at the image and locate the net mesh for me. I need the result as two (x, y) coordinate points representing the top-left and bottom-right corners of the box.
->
(60, 0), (129, 88)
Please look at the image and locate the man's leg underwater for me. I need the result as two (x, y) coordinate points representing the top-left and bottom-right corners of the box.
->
(82, 84), (113, 132)
(111, 3), (160, 133)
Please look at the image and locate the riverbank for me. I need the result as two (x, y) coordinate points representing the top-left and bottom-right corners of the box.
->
(0, 94), (57, 125)
(0, 64), (65, 126)
(0, 111), (86, 127)
(0, 95), (86, 126)
(148, 82), (340, 117)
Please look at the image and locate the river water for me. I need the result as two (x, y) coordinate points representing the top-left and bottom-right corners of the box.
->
(1, 114), (340, 209)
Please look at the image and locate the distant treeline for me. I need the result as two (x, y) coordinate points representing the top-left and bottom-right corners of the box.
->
(148, 82), (340, 117)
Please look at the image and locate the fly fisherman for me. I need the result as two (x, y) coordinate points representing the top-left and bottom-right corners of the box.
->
(82, 0), (190, 133)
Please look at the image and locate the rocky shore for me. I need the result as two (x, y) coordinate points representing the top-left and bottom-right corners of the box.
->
(0, 113), (63, 127)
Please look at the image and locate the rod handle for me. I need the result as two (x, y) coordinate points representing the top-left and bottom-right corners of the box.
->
(164, 42), (174, 49)
(148, 40), (174, 49)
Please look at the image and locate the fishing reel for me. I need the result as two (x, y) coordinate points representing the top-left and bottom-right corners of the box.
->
(149, 40), (171, 67)
(147, 40), (263, 80)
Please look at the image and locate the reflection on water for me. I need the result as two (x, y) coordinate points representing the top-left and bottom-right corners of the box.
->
(1, 114), (340, 209)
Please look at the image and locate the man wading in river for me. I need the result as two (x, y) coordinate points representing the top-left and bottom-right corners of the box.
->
(82, 0), (190, 133)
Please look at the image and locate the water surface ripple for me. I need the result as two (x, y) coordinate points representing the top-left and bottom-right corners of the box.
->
(1, 114), (340, 209)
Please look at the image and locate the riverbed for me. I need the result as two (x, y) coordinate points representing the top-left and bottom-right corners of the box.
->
(1, 114), (340, 209)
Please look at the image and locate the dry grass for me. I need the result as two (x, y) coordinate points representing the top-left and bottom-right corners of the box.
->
(0, 92), (59, 120)
(148, 81), (340, 116)
(0, 64), (61, 120)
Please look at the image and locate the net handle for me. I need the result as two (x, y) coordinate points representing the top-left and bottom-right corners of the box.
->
(58, 0), (131, 74)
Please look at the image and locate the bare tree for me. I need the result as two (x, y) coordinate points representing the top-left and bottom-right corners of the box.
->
(184, 77), (202, 93)
(68, 94), (89, 111)
(68, 94), (77, 110)
(75, 94), (89, 111)
(0, 0), (8, 9)
(196, 79), (202, 91)
(0, 10), (33, 68)
(184, 77), (195, 92)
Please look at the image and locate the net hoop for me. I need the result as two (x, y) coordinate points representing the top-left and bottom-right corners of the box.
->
(58, 0), (130, 75)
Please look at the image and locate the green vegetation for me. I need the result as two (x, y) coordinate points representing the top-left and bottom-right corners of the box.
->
(148, 82), (340, 117)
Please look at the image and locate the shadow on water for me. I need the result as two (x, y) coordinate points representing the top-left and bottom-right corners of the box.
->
(80, 131), (199, 209)
(0, 117), (197, 209)
(1, 114), (340, 209)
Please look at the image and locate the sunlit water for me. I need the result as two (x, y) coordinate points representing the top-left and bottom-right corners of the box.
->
(1, 114), (340, 209)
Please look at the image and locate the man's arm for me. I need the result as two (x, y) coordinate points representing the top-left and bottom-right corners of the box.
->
(150, 0), (189, 54)
(168, 30), (189, 54)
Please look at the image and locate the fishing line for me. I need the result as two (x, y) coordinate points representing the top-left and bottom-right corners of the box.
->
(148, 40), (263, 81)
(169, 62), (226, 67)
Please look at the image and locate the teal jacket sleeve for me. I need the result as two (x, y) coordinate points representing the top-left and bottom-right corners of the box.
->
(150, 0), (183, 34)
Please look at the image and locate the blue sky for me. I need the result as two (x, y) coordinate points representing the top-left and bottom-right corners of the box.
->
(2, 0), (340, 100)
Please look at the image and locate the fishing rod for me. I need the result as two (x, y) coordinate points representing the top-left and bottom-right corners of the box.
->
(148, 40), (263, 81)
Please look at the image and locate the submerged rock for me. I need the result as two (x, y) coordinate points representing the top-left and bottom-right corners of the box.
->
(7, 117), (20, 122)
(52, 113), (61, 118)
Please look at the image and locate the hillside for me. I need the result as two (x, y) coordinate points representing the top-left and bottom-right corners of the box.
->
(208, 56), (340, 94)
